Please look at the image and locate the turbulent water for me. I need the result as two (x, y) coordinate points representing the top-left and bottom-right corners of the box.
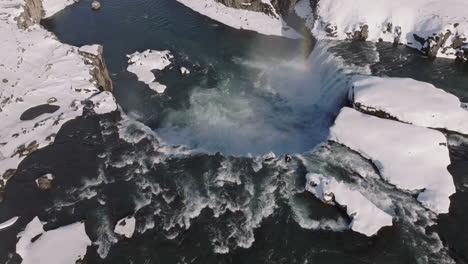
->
(0, 0), (467, 263)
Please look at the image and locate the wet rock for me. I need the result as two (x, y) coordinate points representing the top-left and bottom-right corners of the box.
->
(20, 104), (60, 121)
(91, 1), (101, 10)
(35, 173), (55, 190)
(2, 169), (16, 181)
(349, 25), (369, 41)
(428, 31), (452, 57)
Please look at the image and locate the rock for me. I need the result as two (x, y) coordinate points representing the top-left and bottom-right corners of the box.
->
(91, 1), (101, 10)
(73, 0), (79, 2)
(428, 31), (452, 57)
(35, 173), (55, 190)
(78, 45), (113, 92)
(349, 25), (369, 41)
(47, 97), (57, 104)
(2, 78), (8, 83)
(2, 169), (16, 181)
(179, 67), (190, 75)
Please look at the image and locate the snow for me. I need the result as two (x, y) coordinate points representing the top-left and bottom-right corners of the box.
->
(306, 173), (393, 236)
(0, 216), (19, 230)
(16, 217), (91, 264)
(351, 76), (468, 135)
(175, 0), (301, 39)
(42, 0), (75, 18)
(114, 215), (136, 238)
(126, 50), (173, 94)
(330, 107), (455, 214)
(78, 44), (100, 56)
(312, 0), (468, 58)
(0, 0), (116, 189)
(89, 91), (118, 114)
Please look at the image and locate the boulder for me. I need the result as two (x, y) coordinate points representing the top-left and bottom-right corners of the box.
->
(91, 1), (101, 10)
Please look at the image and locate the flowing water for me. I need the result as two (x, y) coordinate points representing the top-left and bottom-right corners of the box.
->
(0, 0), (467, 263)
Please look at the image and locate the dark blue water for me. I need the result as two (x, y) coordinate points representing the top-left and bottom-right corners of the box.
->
(0, 0), (466, 263)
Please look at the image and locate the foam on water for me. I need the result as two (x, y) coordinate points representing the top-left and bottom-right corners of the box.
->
(155, 42), (350, 156)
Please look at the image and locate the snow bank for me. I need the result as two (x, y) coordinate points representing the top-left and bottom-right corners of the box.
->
(126, 50), (173, 94)
(114, 215), (136, 238)
(351, 76), (468, 135)
(17, 217), (91, 264)
(306, 173), (393, 236)
(312, 0), (468, 58)
(0, 0), (116, 190)
(42, 0), (75, 18)
(175, 0), (301, 39)
(330, 107), (455, 214)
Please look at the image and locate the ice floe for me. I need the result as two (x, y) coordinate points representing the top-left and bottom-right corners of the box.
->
(114, 215), (136, 238)
(0, 216), (19, 230)
(16, 217), (91, 264)
(312, 0), (468, 59)
(350, 75), (468, 135)
(330, 107), (455, 214)
(126, 50), (173, 93)
(175, 0), (301, 39)
(306, 173), (393, 236)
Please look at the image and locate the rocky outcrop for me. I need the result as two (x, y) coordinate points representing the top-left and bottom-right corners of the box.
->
(16, 0), (44, 28)
(78, 45), (114, 92)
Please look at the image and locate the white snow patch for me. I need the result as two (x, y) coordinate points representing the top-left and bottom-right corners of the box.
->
(114, 215), (136, 238)
(0, 216), (19, 230)
(89, 91), (118, 114)
(16, 217), (91, 264)
(78, 44), (101, 56)
(0, 0), (116, 187)
(126, 50), (173, 94)
(312, 0), (468, 58)
(175, 0), (301, 39)
(351, 76), (468, 135)
(330, 108), (455, 214)
(306, 173), (393, 236)
(42, 0), (75, 18)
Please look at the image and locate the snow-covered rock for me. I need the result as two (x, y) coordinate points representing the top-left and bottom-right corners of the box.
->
(16, 217), (91, 264)
(0, 0), (116, 194)
(114, 215), (136, 238)
(35, 173), (55, 190)
(312, 0), (468, 59)
(330, 107), (455, 214)
(126, 50), (173, 94)
(42, 0), (75, 18)
(350, 76), (468, 135)
(306, 173), (393, 236)
(175, 0), (301, 39)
